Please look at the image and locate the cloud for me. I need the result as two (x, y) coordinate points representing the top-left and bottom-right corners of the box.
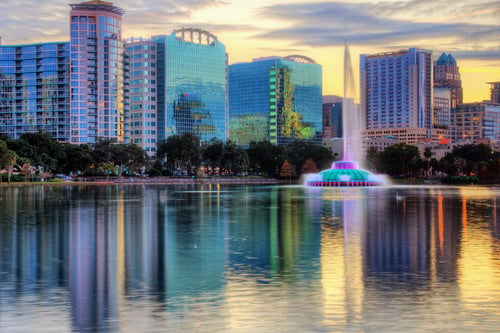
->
(255, 1), (500, 60)
(0, 0), (498, 65)
(0, 0), (228, 44)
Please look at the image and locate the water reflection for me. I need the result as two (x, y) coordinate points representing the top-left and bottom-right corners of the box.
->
(0, 185), (499, 332)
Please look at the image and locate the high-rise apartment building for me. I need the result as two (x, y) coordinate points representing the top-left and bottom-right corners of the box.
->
(0, 42), (70, 141)
(360, 48), (433, 130)
(152, 28), (228, 143)
(124, 38), (158, 157)
(69, 0), (126, 144)
(360, 48), (435, 143)
(229, 56), (322, 147)
(434, 53), (463, 108)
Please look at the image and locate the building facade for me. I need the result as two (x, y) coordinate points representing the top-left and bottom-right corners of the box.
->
(322, 95), (342, 140)
(489, 81), (500, 104)
(69, 0), (126, 144)
(152, 28), (228, 143)
(229, 55), (322, 147)
(433, 87), (452, 128)
(124, 38), (158, 157)
(360, 48), (433, 134)
(0, 42), (70, 141)
(450, 102), (500, 146)
(434, 53), (463, 108)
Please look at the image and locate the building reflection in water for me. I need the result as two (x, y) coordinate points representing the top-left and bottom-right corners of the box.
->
(315, 186), (500, 330)
(0, 185), (499, 331)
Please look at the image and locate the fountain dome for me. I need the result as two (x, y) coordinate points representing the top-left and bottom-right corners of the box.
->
(305, 161), (384, 187)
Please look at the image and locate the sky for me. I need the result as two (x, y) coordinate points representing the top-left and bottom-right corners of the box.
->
(0, 0), (499, 102)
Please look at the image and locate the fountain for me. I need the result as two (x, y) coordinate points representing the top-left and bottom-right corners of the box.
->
(305, 43), (385, 187)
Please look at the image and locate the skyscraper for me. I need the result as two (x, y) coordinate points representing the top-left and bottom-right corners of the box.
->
(434, 53), (463, 108)
(0, 42), (70, 141)
(229, 56), (322, 147)
(152, 28), (228, 143)
(124, 38), (158, 157)
(360, 48), (433, 131)
(360, 48), (440, 144)
(69, 0), (126, 144)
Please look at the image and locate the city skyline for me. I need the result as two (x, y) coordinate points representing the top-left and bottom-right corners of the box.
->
(0, 0), (499, 103)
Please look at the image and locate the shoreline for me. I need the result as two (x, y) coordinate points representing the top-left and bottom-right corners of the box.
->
(0, 176), (283, 187)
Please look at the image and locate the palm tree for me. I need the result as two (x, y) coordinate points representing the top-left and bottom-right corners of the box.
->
(424, 147), (432, 178)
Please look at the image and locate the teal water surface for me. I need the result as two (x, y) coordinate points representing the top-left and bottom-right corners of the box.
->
(0, 184), (499, 332)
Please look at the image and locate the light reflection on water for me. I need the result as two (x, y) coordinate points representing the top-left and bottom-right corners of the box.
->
(0, 184), (499, 332)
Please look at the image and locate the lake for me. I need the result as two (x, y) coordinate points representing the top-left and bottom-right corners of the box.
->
(0, 184), (499, 332)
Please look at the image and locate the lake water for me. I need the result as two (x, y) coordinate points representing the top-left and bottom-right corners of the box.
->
(0, 184), (499, 332)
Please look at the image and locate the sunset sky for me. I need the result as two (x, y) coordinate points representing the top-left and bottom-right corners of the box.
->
(1, 0), (498, 102)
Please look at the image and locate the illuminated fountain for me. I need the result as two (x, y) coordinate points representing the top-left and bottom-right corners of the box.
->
(305, 44), (385, 187)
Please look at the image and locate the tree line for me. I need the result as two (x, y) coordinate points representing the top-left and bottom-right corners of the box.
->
(366, 143), (500, 184)
(0, 132), (335, 182)
(2, 131), (498, 184)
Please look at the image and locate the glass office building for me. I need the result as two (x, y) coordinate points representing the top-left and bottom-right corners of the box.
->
(0, 42), (70, 141)
(152, 28), (228, 143)
(228, 56), (322, 147)
(69, 0), (126, 144)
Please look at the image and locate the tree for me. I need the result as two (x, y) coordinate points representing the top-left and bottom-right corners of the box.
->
(221, 140), (249, 175)
(452, 143), (493, 176)
(60, 143), (93, 175)
(286, 140), (334, 176)
(365, 146), (381, 173)
(379, 143), (421, 177)
(247, 141), (286, 177)
(423, 147), (432, 178)
(157, 133), (201, 175)
(438, 153), (458, 176)
(301, 157), (318, 174)
(279, 160), (294, 183)
(202, 138), (224, 174)
(5, 150), (17, 183)
(14, 132), (64, 173)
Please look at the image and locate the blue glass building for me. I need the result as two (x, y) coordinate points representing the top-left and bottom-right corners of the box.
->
(228, 56), (322, 147)
(69, 0), (126, 144)
(152, 28), (228, 143)
(0, 42), (70, 141)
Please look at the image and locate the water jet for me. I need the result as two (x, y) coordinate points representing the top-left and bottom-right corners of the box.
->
(305, 43), (385, 187)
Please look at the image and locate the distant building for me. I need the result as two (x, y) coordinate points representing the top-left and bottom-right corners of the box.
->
(229, 55), (322, 147)
(434, 53), (463, 108)
(124, 38), (158, 157)
(69, 0), (126, 144)
(360, 48), (433, 144)
(433, 87), (452, 128)
(322, 95), (342, 140)
(0, 42), (70, 141)
(450, 102), (500, 146)
(488, 81), (500, 104)
(152, 28), (228, 143)
(362, 135), (400, 153)
(362, 127), (447, 145)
